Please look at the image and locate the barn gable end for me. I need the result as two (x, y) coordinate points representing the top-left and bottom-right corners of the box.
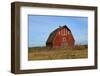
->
(46, 25), (75, 48)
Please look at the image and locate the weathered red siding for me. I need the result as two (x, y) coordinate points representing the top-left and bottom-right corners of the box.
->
(46, 25), (75, 48)
(53, 28), (74, 48)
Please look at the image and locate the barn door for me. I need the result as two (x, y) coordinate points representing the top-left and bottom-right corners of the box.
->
(61, 37), (67, 47)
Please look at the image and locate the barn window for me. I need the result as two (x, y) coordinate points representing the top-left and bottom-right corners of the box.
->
(63, 37), (66, 41)
(65, 30), (67, 35)
(61, 29), (66, 36)
(64, 29), (66, 35)
(58, 31), (60, 35)
(61, 30), (63, 35)
(68, 31), (70, 35)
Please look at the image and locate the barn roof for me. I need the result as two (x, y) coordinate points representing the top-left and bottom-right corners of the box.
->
(46, 25), (71, 44)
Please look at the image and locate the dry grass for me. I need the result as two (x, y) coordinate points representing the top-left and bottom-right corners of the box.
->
(28, 45), (88, 60)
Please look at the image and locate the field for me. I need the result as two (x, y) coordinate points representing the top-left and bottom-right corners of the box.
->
(28, 45), (88, 60)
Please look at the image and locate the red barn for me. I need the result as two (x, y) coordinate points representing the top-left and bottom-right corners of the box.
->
(46, 25), (75, 48)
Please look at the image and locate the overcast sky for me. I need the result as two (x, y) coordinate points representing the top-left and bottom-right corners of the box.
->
(28, 15), (88, 47)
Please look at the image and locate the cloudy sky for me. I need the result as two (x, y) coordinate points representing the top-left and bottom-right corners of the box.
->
(28, 15), (88, 47)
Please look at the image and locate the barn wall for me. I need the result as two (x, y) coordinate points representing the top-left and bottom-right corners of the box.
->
(53, 28), (74, 48)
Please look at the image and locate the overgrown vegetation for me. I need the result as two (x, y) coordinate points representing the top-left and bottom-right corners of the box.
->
(28, 45), (88, 60)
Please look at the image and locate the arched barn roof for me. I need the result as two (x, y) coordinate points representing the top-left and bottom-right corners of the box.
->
(46, 25), (71, 44)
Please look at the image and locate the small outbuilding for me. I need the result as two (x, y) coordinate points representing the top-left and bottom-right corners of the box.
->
(46, 25), (75, 48)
